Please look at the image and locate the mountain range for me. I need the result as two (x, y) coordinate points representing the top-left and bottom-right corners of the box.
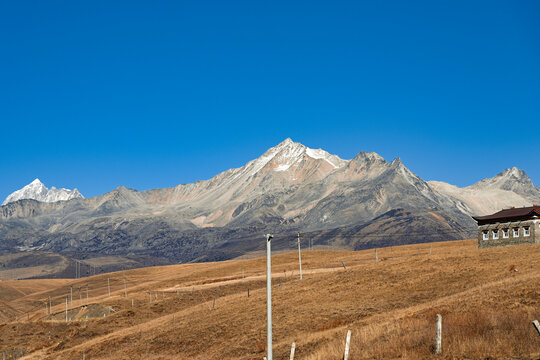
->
(1, 139), (539, 269)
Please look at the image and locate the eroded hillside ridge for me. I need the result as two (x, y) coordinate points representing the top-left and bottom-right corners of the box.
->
(1, 139), (539, 264)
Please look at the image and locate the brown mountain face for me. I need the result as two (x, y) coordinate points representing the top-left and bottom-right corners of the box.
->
(1, 139), (537, 270)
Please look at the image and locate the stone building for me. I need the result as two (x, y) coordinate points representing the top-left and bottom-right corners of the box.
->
(473, 206), (540, 248)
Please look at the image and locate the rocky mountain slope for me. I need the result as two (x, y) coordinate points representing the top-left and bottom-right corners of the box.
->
(1, 139), (538, 268)
(2, 179), (83, 206)
(428, 167), (540, 216)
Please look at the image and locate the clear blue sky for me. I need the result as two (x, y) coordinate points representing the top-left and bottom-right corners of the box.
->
(1, 1), (539, 200)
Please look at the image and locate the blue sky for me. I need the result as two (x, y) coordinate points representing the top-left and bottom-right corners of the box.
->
(1, 1), (539, 200)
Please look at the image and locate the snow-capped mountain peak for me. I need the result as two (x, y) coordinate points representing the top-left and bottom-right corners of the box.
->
(259, 138), (348, 172)
(2, 179), (84, 205)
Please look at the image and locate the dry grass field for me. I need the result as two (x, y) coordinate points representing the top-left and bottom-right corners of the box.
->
(0, 240), (539, 359)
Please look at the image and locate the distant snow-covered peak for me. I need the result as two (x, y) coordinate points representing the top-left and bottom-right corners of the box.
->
(2, 179), (84, 206)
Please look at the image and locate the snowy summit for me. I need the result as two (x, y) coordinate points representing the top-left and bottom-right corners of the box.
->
(2, 178), (84, 205)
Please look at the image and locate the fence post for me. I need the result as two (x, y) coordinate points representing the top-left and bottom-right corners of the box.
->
(430, 244), (432, 255)
(532, 320), (540, 336)
(343, 330), (352, 360)
(436, 314), (442, 354)
(341, 260), (346, 270)
(290, 342), (296, 360)
(375, 249), (379, 263)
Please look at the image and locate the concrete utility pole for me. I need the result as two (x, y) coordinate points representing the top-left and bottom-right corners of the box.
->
(343, 330), (352, 360)
(532, 320), (540, 336)
(70, 286), (73, 306)
(266, 234), (274, 360)
(435, 314), (442, 354)
(65, 297), (68, 322)
(297, 233), (303, 280)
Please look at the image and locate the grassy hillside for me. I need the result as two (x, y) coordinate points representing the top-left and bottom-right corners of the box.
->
(0, 240), (539, 359)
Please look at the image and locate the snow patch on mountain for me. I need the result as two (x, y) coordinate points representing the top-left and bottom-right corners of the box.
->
(274, 164), (291, 172)
(2, 179), (84, 205)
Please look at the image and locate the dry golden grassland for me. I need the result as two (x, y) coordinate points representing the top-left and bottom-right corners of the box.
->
(0, 240), (539, 359)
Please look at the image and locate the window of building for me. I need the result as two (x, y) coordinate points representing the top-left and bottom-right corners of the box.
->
(524, 226), (530, 237)
(513, 228), (519, 237)
(502, 229), (509, 238)
(492, 230), (499, 239)
(482, 231), (489, 240)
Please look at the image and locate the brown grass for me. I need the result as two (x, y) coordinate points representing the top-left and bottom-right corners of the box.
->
(0, 240), (539, 359)
(310, 309), (539, 359)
